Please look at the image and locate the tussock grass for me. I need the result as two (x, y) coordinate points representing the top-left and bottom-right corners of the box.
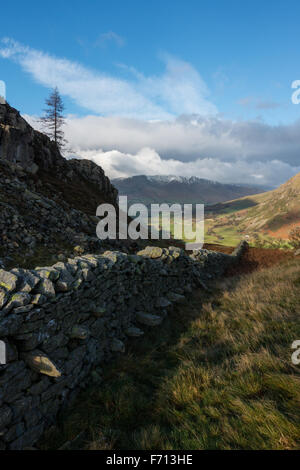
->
(41, 260), (300, 450)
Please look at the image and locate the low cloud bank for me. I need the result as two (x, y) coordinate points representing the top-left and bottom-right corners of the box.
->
(25, 113), (300, 188)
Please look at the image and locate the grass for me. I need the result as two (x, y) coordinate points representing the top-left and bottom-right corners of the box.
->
(204, 224), (242, 246)
(0, 239), (76, 270)
(40, 259), (300, 450)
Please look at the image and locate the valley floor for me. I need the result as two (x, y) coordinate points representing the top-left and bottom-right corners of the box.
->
(40, 248), (300, 450)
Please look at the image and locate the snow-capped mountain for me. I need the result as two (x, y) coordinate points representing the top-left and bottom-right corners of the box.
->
(146, 175), (220, 185)
(112, 175), (266, 206)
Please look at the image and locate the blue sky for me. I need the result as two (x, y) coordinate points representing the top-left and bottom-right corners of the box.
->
(1, 0), (300, 185)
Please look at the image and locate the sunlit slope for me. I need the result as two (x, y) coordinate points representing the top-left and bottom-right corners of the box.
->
(207, 172), (300, 240)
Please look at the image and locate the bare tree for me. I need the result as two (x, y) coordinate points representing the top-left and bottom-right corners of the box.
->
(41, 87), (66, 151)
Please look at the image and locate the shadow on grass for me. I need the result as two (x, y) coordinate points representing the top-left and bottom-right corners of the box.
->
(39, 287), (214, 450)
(206, 197), (259, 215)
(39, 257), (300, 451)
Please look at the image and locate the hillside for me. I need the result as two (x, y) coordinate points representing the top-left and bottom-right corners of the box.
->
(1, 102), (299, 452)
(113, 174), (265, 207)
(39, 250), (300, 450)
(0, 102), (118, 268)
(205, 171), (300, 244)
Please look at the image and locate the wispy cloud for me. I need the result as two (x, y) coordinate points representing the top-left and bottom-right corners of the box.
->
(0, 38), (217, 119)
(237, 96), (254, 107)
(238, 96), (281, 110)
(255, 100), (281, 110)
(95, 31), (125, 48)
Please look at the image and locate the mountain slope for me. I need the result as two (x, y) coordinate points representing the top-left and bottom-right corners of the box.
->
(113, 175), (265, 206)
(0, 102), (118, 268)
(207, 171), (300, 240)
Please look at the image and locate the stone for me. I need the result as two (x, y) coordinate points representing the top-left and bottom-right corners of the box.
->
(136, 311), (163, 326)
(22, 351), (62, 378)
(137, 246), (163, 259)
(28, 378), (51, 395)
(111, 339), (125, 353)
(9, 423), (44, 450)
(3, 422), (25, 442)
(0, 405), (12, 430)
(35, 268), (60, 281)
(0, 313), (23, 336)
(92, 306), (106, 317)
(70, 326), (89, 340)
(0, 270), (18, 292)
(72, 278), (83, 290)
(42, 332), (66, 353)
(74, 245), (84, 255)
(14, 270), (40, 293)
(31, 294), (46, 305)
(35, 278), (56, 298)
(125, 326), (144, 337)
(0, 288), (9, 309)
(13, 304), (34, 314)
(81, 268), (95, 282)
(2, 292), (31, 314)
(167, 292), (186, 303)
(155, 297), (172, 308)
(24, 189), (40, 201)
(26, 163), (39, 175)
(53, 264), (75, 292)
(183, 284), (193, 293)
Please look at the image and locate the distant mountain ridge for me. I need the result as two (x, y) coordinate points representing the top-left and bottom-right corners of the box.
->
(112, 174), (267, 206)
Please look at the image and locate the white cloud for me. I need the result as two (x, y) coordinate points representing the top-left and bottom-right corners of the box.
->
(3, 38), (299, 188)
(0, 38), (217, 119)
(67, 147), (300, 188)
(61, 114), (300, 168)
(25, 113), (300, 187)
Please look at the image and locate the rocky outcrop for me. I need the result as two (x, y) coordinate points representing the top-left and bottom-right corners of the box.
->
(0, 245), (242, 450)
(66, 159), (116, 199)
(0, 104), (118, 268)
(0, 104), (61, 172)
(0, 102), (117, 202)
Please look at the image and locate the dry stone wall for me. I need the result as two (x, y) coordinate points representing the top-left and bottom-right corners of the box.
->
(0, 242), (247, 449)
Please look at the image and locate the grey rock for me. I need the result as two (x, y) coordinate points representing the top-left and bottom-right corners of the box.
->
(0, 405), (12, 430)
(0, 288), (9, 309)
(9, 423), (44, 450)
(35, 267), (60, 281)
(31, 294), (46, 305)
(70, 326), (89, 340)
(136, 311), (163, 326)
(0, 313), (23, 336)
(111, 339), (125, 353)
(167, 292), (186, 303)
(125, 326), (144, 337)
(35, 278), (56, 298)
(2, 292), (31, 314)
(0, 269), (18, 292)
(155, 297), (172, 308)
